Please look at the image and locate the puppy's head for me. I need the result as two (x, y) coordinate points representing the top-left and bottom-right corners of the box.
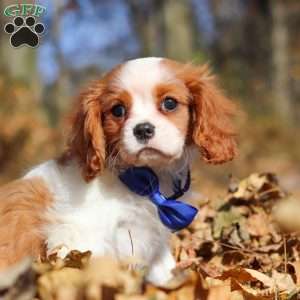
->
(62, 58), (237, 181)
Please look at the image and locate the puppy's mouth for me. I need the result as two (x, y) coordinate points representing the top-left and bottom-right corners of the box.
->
(116, 146), (181, 169)
(133, 147), (178, 167)
(137, 147), (174, 160)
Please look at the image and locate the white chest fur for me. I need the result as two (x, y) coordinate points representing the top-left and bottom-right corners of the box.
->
(24, 160), (170, 267)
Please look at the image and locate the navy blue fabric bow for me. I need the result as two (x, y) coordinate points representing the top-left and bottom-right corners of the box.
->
(119, 167), (198, 231)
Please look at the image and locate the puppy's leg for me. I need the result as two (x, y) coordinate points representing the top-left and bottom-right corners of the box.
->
(46, 239), (72, 259)
(114, 226), (147, 270)
(0, 178), (52, 270)
(147, 245), (176, 285)
(114, 225), (162, 273)
(45, 223), (105, 259)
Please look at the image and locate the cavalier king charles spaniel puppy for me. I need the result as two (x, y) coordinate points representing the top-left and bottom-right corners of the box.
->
(0, 57), (237, 284)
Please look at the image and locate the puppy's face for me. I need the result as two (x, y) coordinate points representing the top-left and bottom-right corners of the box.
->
(64, 58), (237, 181)
(101, 58), (190, 168)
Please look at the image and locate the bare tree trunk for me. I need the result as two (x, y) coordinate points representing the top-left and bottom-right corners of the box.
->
(43, 0), (72, 126)
(144, 1), (165, 56)
(271, 0), (293, 124)
(163, 0), (195, 60)
(127, 0), (165, 57)
(0, 1), (41, 99)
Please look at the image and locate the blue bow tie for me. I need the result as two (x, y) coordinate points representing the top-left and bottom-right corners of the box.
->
(119, 167), (198, 231)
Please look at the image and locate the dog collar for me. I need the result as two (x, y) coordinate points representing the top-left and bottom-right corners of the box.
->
(118, 166), (198, 231)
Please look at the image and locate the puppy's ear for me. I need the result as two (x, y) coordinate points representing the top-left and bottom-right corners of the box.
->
(64, 81), (106, 181)
(183, 64), (237, 164)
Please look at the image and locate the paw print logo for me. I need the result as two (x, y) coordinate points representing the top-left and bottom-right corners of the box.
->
(4, 16), (45, 48)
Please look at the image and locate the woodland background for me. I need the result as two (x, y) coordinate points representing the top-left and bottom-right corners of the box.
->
(0, 0), (299, 196)
(1, 1), (300, 299)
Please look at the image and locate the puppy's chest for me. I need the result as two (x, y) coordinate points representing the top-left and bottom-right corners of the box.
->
(45, 168), (167, 256)
(26, 161), (170, 258)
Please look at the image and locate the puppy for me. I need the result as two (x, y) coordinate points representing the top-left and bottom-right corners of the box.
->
(0, 57), (237, 284)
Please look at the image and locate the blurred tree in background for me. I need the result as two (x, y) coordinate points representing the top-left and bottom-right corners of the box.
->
(0, 0), (299, 193)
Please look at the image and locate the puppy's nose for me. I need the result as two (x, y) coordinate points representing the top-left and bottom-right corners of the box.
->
(133, 122), (155, 142)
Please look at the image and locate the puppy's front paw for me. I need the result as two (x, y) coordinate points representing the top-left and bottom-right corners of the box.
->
(47, 244), (70, 259)
(147, 264), (174, 285)
(147, 248), (176, 285)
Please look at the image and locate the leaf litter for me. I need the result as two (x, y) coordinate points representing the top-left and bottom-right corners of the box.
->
(1, 172), (300, 300)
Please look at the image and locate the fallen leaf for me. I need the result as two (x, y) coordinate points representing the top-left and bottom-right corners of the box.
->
(271, 270), (296, 293)
(246, 212), (270, 237)
(207, 283), (231, 300)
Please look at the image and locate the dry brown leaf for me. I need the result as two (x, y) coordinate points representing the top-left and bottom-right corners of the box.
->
(291, 261), (300, 285)
(246, 212), (270, 237)
(38, 268), (84, 300)
(207, 283), (231, 300)
(168, 282), (196, 300)
(271, 270), (296, 293)
(85, 257), (143, 295)
(231, 278), (274, 300)
(198, 262), (223, 278)
(0, 172), (297, 300)
(229, 290), (245, 300)
(228, 173), (281, 204)
(219, 268), (259, 283)
(243, 269), (274, 287)
(116, 296), (147, 300)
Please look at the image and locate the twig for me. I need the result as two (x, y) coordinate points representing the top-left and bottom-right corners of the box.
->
(283, 234), (287, 273)
(219, 242), (254, 254)
(256, 187), (282, 199)
(128, 229), (134, 256)
(275, 285), (278, 300)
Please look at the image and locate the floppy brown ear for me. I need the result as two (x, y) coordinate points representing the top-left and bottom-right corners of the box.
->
(61, 81), (106, 181)
(184, 65), (237, 164)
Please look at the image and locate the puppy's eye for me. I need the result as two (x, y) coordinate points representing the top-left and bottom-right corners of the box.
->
(161, 97), (178, 112)
(111, 104), (126, 118)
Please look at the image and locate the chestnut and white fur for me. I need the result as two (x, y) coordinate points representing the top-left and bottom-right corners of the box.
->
(0, 57), (237, 284)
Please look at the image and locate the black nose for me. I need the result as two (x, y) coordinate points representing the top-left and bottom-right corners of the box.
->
(133, 122), (155, 142)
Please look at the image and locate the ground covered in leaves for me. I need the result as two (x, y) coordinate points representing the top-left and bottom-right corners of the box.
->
(1, 173), (300, 300)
